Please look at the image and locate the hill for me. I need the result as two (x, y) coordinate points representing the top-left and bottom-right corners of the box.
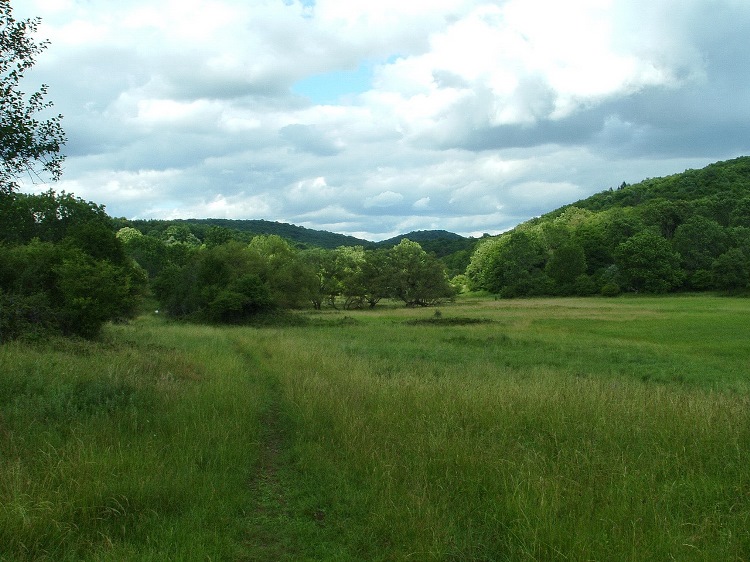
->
(377, 230), (465, 246)
(553, 155), (750, 219)
(467, 156), (750, 296)
(121, 218), (374, 250)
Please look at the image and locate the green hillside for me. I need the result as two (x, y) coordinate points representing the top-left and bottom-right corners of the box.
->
(119, 218), (374, 250)
(567, 156), (750, 214)
(467, 156), (750, 297)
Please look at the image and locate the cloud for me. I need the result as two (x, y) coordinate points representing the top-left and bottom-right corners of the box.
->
(279, 124), (343, 156)
(413, 197), (431, 210)
(13, 0), (750, 241)
(364, 191), (405, 208)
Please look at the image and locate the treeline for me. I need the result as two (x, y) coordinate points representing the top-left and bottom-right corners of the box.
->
(3, 155), (748, 342)
(116, 218), (373, 250)
(119, 226), (455, 322)
(466, 157), (750, 297)
(0, 191), (144, 340)
(115, 220), (478, 275)
(1, 195), (456, 339)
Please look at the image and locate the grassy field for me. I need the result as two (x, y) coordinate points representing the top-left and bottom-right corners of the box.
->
(1, 295), (749, 560)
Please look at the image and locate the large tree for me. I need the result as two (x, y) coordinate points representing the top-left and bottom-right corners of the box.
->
(1, 3), (65, 192)
(615, 231), (683, 293)
(386, 239), (455, 306)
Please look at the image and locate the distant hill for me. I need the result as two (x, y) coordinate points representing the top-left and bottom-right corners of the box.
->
(122, 218), (374, 250)
(377, 230), (466, 246)
(120, 219), (477, 255)
(375, 230), (478, 276)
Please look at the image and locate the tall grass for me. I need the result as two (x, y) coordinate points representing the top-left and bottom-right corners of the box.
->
(252, 296), (750, 560)
(2, 295), (749, 560)
(0, 318), (270, 560)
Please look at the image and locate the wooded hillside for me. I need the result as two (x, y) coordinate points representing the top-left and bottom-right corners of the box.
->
(466, 156), (750, 297)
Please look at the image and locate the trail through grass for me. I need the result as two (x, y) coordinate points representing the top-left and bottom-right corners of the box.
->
(1, 295), (750, 560)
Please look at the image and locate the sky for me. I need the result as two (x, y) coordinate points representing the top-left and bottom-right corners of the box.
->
(14, 0), (750, 241)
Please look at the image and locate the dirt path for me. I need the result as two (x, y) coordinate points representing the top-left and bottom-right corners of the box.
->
(238, 374), (294, 561)
(232, 338), (332, 561)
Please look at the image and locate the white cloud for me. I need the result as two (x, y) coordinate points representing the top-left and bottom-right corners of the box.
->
(413, 197), (431, 210)
(364, 191), (405, 208)
(286, 176), (338, 202)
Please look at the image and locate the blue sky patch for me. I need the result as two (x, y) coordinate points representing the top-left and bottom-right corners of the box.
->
(292, 62), (374, 105)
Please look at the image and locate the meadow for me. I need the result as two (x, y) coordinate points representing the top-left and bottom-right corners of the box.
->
(1, 295), (749, 560)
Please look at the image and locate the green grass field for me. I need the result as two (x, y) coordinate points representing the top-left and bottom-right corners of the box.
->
(2, 295), (750, 560)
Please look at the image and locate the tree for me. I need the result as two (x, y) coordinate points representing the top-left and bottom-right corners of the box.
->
(152, 242), (277, 321)
(0, 240), (144, 340)
(1, 4), (65, 192)
(614, 231), (683, 293)
(360, 249), (391, 308)
(483, 230), (549, 297)
(545, 241), (587, 294)
(639, 198), (690, 239)
(465, 236), (505, 291)
(386, 239), (455, 306)
(121, 232), (170, 278)
(248, 235), (317, 308)
(711, 248), (749, 293)
(334, 246), (367, 309)
(671, 216), (728, 289)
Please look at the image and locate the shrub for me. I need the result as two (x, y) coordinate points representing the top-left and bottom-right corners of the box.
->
(600, 282), (621, 297)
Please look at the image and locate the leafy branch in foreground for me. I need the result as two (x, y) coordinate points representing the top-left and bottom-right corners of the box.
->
(0, 3), (65, 192)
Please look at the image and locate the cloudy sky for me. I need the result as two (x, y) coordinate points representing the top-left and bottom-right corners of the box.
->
(15, 0), (750, 240)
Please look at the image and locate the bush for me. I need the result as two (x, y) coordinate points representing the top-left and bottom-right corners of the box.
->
(0, 240), (144, 341)
(600, 282), (621, 297)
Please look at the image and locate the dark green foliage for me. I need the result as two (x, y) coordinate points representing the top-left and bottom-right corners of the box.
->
(120, 231), (170, 278)
(481, 231), (550, 297)
(55, 252), (141, 337)
(404, 316), (492, 326)
(360, 249), (391, 307)
(546, 241), (587, 293)
(467, 157), (750, 297)
(377, 229), (465, 247)
(672, 216), (729, 289)
(600, 282), (621, 297)
(0, 240), (144, 340)
(712, 248), (750, 292)
(152, 241), (281, 322)
(0, 190), (111, 244)
(570, 157), (750, 215)
(615, 231), (683, 293)
(204, 225), (234, 248)
(0, 192), (144, 341)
